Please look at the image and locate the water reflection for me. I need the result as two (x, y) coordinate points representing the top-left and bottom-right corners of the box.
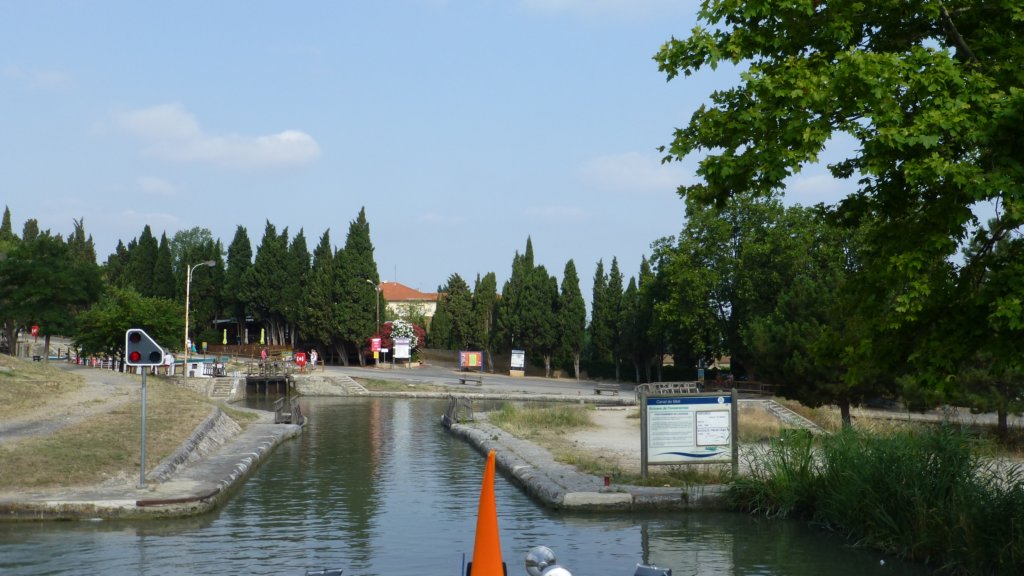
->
(0, 397), (928, 576)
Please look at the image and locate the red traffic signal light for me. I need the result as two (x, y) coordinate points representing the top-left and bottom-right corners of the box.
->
(125, 329), (165, 366)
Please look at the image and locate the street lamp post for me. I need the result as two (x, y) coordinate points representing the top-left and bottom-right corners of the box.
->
(183, 260), (216, 378)
(365, 279), (380, 335)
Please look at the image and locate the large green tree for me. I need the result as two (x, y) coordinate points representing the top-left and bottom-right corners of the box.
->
(656, 0), (1024, 412)
(74, 287), (182, 361)
(0, 230), (102, 356)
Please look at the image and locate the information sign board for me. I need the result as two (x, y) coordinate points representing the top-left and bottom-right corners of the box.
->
(644, 394), (733, 465)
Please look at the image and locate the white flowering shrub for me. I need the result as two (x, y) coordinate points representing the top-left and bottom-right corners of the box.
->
(388, 318), (419, 349)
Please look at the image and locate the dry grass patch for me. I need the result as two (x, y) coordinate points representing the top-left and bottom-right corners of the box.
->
(738, 401), (797, 442)
(0, 381), (218, 489)
(0, 357), (84, 418)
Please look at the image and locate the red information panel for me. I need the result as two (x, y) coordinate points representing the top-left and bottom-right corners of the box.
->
(460, 351), (482, 368)
(295, 352), (307, 366)
(371, 338), (381, 352)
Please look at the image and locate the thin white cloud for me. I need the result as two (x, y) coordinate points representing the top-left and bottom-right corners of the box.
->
(578, 151), (691, 195)
(3, 66), (73, 89)
(115, 103), (320, 169)
(417, 212), (466, 225)
(526, 205), (589, 222)
(137, 176), (177, 197)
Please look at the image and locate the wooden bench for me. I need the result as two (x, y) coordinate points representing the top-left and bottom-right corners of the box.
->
(593, 382), (620, 395)
(458, 374), (483, 386)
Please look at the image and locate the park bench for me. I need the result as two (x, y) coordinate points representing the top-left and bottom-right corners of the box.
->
(458, 373), (483, 386)
(593, 382), (620, 395)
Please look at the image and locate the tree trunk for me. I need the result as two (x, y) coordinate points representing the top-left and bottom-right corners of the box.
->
(543, 354), (551, 378)
(335, 343), (349, 366)
(839, 400), (853, 428)
(573, 352), (580, 381)
(614, 358), (621, 382)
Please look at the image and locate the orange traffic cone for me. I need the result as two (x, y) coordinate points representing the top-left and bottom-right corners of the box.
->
(470, 450), (505, 576)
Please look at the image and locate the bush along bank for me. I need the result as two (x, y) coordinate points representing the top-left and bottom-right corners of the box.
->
(728, 426), (1024, 575)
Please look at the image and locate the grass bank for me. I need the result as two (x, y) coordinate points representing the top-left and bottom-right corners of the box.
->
(0, 357), (254, 489)
(730, 426), (1024, 574)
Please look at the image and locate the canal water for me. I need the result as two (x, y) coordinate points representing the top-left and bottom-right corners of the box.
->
(0, 397), (929, 575)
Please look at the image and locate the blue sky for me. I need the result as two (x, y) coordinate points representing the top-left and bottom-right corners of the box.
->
(2, 1), (849, 298)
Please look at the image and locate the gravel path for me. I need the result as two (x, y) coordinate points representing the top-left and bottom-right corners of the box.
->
(0, 363), (139, 445)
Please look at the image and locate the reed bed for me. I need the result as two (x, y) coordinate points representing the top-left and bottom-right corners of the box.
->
(730, 426), (1024, 574)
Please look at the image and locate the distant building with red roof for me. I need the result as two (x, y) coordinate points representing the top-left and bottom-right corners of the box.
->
(379, 281), (439, 322)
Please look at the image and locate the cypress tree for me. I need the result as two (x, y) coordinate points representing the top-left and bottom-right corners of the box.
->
(152, 233), (175, 299)
(589, 259), (612, 367)
(472, 272), (498, 370)
(303, 230), (337, 356)
(126, 225), (158, 297)
(607, 257), (624, 381)
(429, 285), (453, 350)
(558, 259), (586, 380)
(224, 226), (253, 344)
(443, 273), (474, 350)
(284, 229), (310, 345)
(334, 207), (379, 365)
(246, 221), (290, 345)
(0, 206), (14, 244)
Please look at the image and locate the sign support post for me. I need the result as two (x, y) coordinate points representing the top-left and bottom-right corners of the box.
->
(125, 328), (165, 489)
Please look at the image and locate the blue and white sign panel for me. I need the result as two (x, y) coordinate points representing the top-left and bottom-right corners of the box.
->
(646, 395), (733, 464)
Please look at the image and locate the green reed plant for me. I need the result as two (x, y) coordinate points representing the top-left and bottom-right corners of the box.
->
(730, 424), (1024, 574)
(729, 428), (819, 517)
